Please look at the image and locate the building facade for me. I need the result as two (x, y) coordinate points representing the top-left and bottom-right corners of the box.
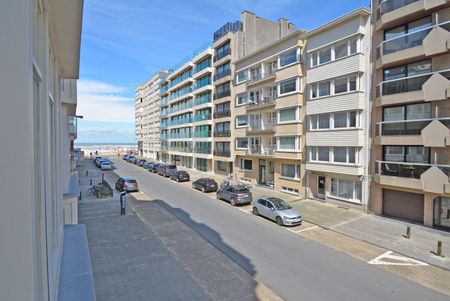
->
(305, 9), (372, 210)
(0, 0), (85, 300)
(371, 0), (450, 229)
(135, 71), (168, 159)
(232, 31), (306, 195)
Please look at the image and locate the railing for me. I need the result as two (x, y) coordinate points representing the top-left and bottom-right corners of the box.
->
(169, 146), (193, 153)
(194, 147), (211, 154)
(169, 132), (192, 139)
(213, 130), (231, 137)
(375, 160), (450, 179)
(248, 145), (275, 156)
(248, 118), (276, 131)
(247, 95), (276, 107)
(160, 134), (169, 139)
(160, 122), (170, 128)
(168, 102), (193, 114)
(377, 21), (450, 58)
(194, 60), (211, 74)
(376, 118), (450, 136)
(214, 48), (232, 62)
(214, 69), (231, 81)
(194, 79), (211, 90)
(213, 89), (231, 100)
(376, 0), (419, 19)
(194, 95), (212, 106)
(248, 68), (276, 83)
(193, 114), (211, 122)
(170, 117), (192, 126)
(214, 21), (243, 41)
(213, 110), (231, 118)
(213, 149), (231, 157)
(194, 130), (211, 138)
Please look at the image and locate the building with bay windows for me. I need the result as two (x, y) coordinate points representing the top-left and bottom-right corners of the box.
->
(371, 0), (450, 230)
(232, 31), (305, 195)
(305, 8), (372, 210)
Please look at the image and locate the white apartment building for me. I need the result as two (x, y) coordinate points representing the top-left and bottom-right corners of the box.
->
(135, 71), (168, 159)
(305, 8), (372, 211)
(0, 1), (90, 301)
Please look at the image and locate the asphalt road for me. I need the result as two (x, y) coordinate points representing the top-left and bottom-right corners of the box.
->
(111, 158), (448, 301)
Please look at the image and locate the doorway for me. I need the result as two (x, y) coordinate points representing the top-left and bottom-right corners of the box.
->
(434, 197), (450, 231)
(259, 159), (266, 184)
(317, 176), (326, 199)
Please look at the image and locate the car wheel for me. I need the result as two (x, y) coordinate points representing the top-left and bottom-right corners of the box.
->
(276, 217), (283, 226)
(216, 193), (220, 200)
(252, 207), (259, 216)
(176, 178), (179, 182)
(201, 187), (205, 193)
(230, 198), (236, 206)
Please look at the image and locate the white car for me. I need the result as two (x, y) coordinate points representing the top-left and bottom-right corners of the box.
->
(100, 161), (112, 170)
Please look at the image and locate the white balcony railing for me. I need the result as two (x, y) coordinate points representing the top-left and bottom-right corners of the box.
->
(248, 118), (276, 131)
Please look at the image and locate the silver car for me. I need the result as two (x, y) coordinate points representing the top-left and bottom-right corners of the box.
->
(216, 185), (252, 206)
(252, 196), (302, 226)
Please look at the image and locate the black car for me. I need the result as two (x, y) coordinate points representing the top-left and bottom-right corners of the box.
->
(127, 156), (136, 163)
(149, 163), (159, 173)
(122, 155), (129, 160)
(137, 159), (147, 167)
(192, 178), (218, 192)
(170, 170), (190, 182)
(157, 163), (167, 176)
(143, 162), (153, 170)
(115, 177), (139, 192)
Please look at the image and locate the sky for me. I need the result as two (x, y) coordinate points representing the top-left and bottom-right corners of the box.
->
(76, 0), (370, 144)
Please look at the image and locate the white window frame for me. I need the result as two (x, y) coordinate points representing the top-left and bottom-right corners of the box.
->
(330, 178), (362, 203)
(235, 115), (248, 128)
(308, 35), (360, 68)
(278, 76), (300, 97)
(281, 186), (300, 195)
(280, 163), (301, 180)
(278, 47), (301, 69)
(278, 106), (299, 124)
(309, 111), (359, 131)
(309, 146), (359, 165)
(235, 137), (249, 150)
(236, 92), (248, 107)
(276, 135), (300, 152)
(309, 73), (359, 100)
(240, 158), (253, 171)
(236, 70), (248, 84)
(331, 147), (358, 165)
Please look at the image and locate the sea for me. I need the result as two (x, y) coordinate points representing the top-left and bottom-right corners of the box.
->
(74, 143), (138, 155)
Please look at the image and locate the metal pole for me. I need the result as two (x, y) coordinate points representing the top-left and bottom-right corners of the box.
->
(405, 226), (410, 239)
(102, 173), (104, 181)
(90, 179), (92, 186)
(437, 241), (443, 257)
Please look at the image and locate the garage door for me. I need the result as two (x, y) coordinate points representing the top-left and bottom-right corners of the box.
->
(382, 189), (424, 224)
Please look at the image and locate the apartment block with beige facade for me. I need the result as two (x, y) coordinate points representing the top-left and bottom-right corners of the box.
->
(212, 11), (296, 177)
(135, 71), (168, 159)
(159, 47), (215, 172)
(305, 9), (372, 210)
(371, 0), (450, 230)
(232, 31), (306, 195)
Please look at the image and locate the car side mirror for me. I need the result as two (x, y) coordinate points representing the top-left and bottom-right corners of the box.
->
(270, 207), (275, 211)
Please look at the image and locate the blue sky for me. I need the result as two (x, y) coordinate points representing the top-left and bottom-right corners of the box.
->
(76, 0), (370, 144)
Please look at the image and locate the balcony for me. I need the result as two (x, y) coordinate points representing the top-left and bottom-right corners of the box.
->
(194, 130), (211, 138)
(375, 118), (450, 147)
(213, 149), (231, 157)
(246, 95), (277, 109)
(247, 68), (276, 86)
(246, 145), (275, 156)
(214, 69), (231, 81)
(169, 132), (192, 139)
(214, 21), (242, 41)
(213, 110), (231, 118)
(213, 130), (231, 137)
(247, 119), (276, 132)
(375, 160), (450, 194)
(194, 147), (211, 154)
(68, 116), (77, 137)
(194, 95), (212, 107)
(376, 21), (450, 66)
(193, 114), (211, 122)
(169, 146), (193, 153)
(213, 48), (232, 62)
(214, 89), (231, 100)
(376, 69), (450, 106)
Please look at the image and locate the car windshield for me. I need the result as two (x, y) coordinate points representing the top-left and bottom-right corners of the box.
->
(234, 187), (249, 193)
(125, 179), (136, 183)
(268, 198), (292, 210)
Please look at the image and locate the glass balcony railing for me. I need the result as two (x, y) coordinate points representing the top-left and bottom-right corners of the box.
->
(160, 134), (169, 139)
(170, 117), (193, 126)
(376, 0), (419, 19)
(194, 147), (211, 154)
(248, 119), (276, 132)
(376, 118), (450, 136)
(194, 130), (211, 138)
(375, 160), (450, 179)
(213, 110), (231, 118)
(213, 69), (231, 81)
(168, 102), (193, 114)
(213, 90), (231, 100)
(248, 68), (276, 83)
(194, 95), (212, 106)
(169, 132), (192, 139)
(194, 60), (212, 74)
(161, 122), (170, 128)
(213, 48), (232, 62)
(169, 146), (193, 153)
(214, 21), (243, 41)
(213, 149), (231, 157)
(213, 130), (231, 137)
(194, 114), (211, 122)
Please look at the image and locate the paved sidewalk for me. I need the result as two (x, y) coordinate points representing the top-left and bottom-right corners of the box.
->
(290, 199), (450, 270)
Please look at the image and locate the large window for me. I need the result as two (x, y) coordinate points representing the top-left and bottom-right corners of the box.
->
(310, 146), (329, 162)
(333, 147), (356, 164)
(240, 159), (253, 171)
(330, 178), (362, 203)
(196, 158), (208, 172)
(281, 163), (301, 179)
(279, 48), (300, 68)
(309, 36), (358, 68)
(236, 70), (248, 84)
(382, 60), (432, 95)
(235, 115), (248, 128)
(383, 103), (431, 121)
(278, 107), (298, 123)
(278, 136), (298, 151)
(310, 74), (358, 99)
(217, 161), (228, 172)
(235, 137), (248, 149)
(383, 146), (430, 163)
(310, 111), (358, 130)
(279, 77), (299, 95)
(236, 92), (248, 106)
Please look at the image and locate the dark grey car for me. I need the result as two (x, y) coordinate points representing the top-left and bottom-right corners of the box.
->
(216, 185), (252, 206)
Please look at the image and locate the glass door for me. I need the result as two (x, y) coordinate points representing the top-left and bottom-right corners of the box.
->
(317, 176), (326, 199)
(434, 197), (450, 231)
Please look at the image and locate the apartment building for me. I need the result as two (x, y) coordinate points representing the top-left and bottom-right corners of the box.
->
(135, 71), (168, 159)
(159, 47), (215, 172)
(371, 0), (450, 229)
(0, 0), (90, 300)
(305, 9), (372, 210)
(212, 11), (296, 176)
(232, 31), (306, 195)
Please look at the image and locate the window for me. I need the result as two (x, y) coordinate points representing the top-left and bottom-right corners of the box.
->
(383, 103), (431, 121)
(236, 137), (248, 149)
(236, 93), (248, 106)
(333, 147), (357, 164)
(279, 48), (299, 67)
(310, 146), (329, 162)
(278, 107), (297, 123)
(334, 40), (348, 60)
(334, 76), (348, 94)
(331, 178), (362, 203)
(281, 164), (300, 179)
(383, 60), (431, 81)
(319, 47), (331, 64)
(310, 114), (331, 130)
(281, 186), (299, 195)
(279, 77), (298, 95)
(240, 159), (253, 171)
(236, 70), (248, 84)
(236, 115), (248, 127)
(383, 146), (430, 163)
(309, 36), (360, 68)
(318, 82), (330, 97)
(196, 158), (207, 172)
(278, 136), (297, 151)
(310, 74), (359, 99)
(217, 161), (228, 172)
(333, 112), (347, 128)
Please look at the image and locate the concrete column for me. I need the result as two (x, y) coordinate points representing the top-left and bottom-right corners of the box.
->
(371, 183), (383, 215)
(424, 193), (436, 227)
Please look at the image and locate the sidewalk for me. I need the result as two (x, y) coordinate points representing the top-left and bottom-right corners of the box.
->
(290, 198), (450, 270)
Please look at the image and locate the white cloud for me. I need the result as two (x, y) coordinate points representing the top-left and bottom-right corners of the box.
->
(77, 80), (134, 123)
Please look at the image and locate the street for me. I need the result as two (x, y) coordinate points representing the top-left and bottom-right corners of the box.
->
(110, 158), (449, 301)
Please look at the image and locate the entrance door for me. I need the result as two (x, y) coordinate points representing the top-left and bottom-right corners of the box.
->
(434, 197), (450, 231)
(383, 189), (424, 224)
(259, 159), (266, 184)
(317, 176), (326, 199)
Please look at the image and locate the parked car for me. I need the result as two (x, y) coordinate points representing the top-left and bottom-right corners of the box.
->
(93, 156), (102, 163)
(170, 170), (190, 182)
(157, 163), (167, 175)
(192, 178), (218, 193)
(161, 164), (176, 177)
(137, 159), (147, 167)
(126, 156), (136, 163)
(149, 163), (159, 173)
(100, 161), (112, 170)
(96, 159), (109, 167)
(252, 197), (302, 226)
(122, 155), (130, 160)
(143, 162), (153, 170)
(216, 185), (252, 206)
(131, 157), (139, 164)
(115, 177), (138, 192)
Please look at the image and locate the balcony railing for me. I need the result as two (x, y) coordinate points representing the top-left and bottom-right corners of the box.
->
(213, 149), (231, 157)
(247, 95), (277, 108)
(213, 130), (231, 137)
(376, 0), (419, 19)
(376, 118), (450, 136)
(160, 122), (170, 128)
(169, 132), (192, 139)
(376, 69), (450, 97)
(377, 21), (450, 58)
(376, 160), (450, 179)
(169, 146), (193, 153)
(214, 48), (232, 62)
(248, 68), (276, 83)
(170, 117), (192, 126)
(213, 110), (231, 118)
(248, 118), (276, 132)
(194, 130), (211, 138)
(248, 145), (275, 156)
(214, 69), (231, 81)
(193, 114), (211, 122)
(213, 89), (231, 100)
(214, 21), (242, 41)
(194, 95), (212, 106)
(194, 147), (211, 154)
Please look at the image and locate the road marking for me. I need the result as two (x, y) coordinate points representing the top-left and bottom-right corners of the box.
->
(286, 225), (318, 234)
(368, 251), (428, 266)
(239, 208), (252, 214)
